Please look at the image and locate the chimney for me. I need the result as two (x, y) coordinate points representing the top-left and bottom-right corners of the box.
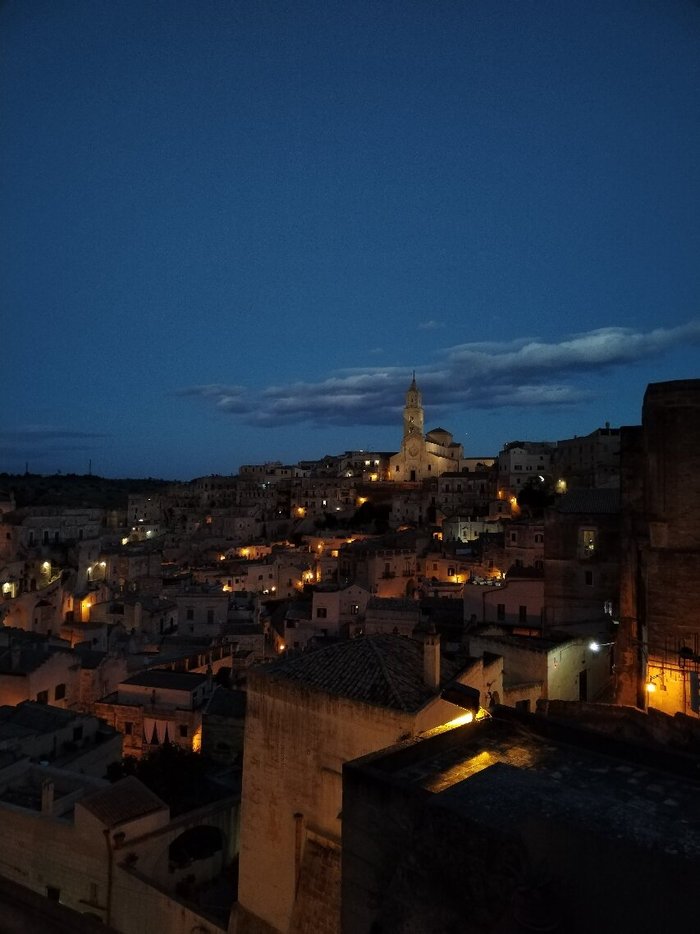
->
(423, 624), (441, 691)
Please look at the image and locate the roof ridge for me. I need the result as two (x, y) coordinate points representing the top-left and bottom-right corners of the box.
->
(366, 637), (411, 712)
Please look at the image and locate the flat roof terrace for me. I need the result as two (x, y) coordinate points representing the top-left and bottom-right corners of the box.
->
(352, 710), (700, 859)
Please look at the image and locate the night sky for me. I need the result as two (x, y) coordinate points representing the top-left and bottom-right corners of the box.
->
(2, 1), (700, 479)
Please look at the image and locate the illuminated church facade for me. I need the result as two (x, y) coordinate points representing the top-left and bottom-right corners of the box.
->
(389, 376), (464, 481)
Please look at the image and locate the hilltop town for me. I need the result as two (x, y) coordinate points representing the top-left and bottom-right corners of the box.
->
(1, 377), (699, 934)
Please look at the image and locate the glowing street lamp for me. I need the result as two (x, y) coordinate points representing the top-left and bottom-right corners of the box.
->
(588, 640), (615, 652)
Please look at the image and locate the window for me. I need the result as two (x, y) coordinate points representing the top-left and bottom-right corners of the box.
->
(510, 532), (517, 543)
(585, 570), (593, 586)
(518, 605), (527, 623)
(207, 609), (214, 624)
(350, 604), (359, 615)
(316, 607), (328, 619)
(186, 607), (194, 620)
(179, 724), (188, 738)
(37, 690), (48, 704)
(534, 533), (543, 544)
(497, 604), (505, 621)
(124, 722), (133, 736)
(54, 683), (66, 701)
(579, 528), (597, 559)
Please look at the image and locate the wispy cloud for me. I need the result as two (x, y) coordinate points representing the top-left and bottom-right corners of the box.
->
(417, 319), (443, 330)
(0, 427), (109, 464)
(180, 321), (700, 429)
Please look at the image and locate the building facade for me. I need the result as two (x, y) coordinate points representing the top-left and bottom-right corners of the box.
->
(389, 377), (463, 482)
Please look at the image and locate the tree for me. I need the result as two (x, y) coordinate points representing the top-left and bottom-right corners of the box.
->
(108, 743), (215, 816)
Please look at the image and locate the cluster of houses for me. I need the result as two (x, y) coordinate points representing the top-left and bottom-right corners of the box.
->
(1, 377), (699, 933)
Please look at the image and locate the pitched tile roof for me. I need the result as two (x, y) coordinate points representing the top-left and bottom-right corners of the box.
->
(259, 634), (462, 712)
(80, 776), (167, 827)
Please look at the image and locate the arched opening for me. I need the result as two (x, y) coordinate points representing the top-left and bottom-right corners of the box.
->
(169, 825), (224, 871)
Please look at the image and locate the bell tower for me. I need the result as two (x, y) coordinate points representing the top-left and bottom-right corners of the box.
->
(403, 373), (424, 442)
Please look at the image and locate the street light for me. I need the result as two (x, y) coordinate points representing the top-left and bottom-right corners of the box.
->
(588, 640), (615, 652)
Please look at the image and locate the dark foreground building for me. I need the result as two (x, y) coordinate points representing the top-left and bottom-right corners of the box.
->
(617, 379), (700, 715)
(342, 703), (700, 934)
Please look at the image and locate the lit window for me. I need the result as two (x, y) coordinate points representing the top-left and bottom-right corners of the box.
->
(579, 528), (597, 559)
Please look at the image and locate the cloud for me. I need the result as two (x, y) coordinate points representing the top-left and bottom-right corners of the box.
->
(417, 319), (443, 330)
(180, 320), (700, 429)
(0, 427), (110, 466)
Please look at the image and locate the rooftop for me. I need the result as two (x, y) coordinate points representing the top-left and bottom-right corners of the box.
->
(121, 670), (207, 691)
(0, 701), (80, 739)
(258, 634), (463, 712)
(352, 710), (700, 857)
(79, 775), (167, 828)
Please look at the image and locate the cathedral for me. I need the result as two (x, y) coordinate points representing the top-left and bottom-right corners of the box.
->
(389, 376), (464, 481)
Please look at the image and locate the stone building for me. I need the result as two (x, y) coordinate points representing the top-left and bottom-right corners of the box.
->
(0, 633), (79, 708)
(93, 670), (212, 758)
(496, 440), (555, 498)
(616, 379), (700, 716)
(389, 377), (463, 482)
(362, 597), (422, 637)
(553, 423), (621, 489)
(0, 700), (121, 777)
(337, 532), (427, 598)
(465, 629), (612, 707)
(0, 769), (236, 933)
(341, 704), (700, 934)
(463, 573), (543, 631)
(234, 633), (500, 934)
(543, 488), (620, 628)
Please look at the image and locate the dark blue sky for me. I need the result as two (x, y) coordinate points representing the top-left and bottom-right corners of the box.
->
(2, 0), (700, 479)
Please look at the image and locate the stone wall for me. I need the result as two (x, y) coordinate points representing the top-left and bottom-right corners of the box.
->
(236, 675), (419, 934)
